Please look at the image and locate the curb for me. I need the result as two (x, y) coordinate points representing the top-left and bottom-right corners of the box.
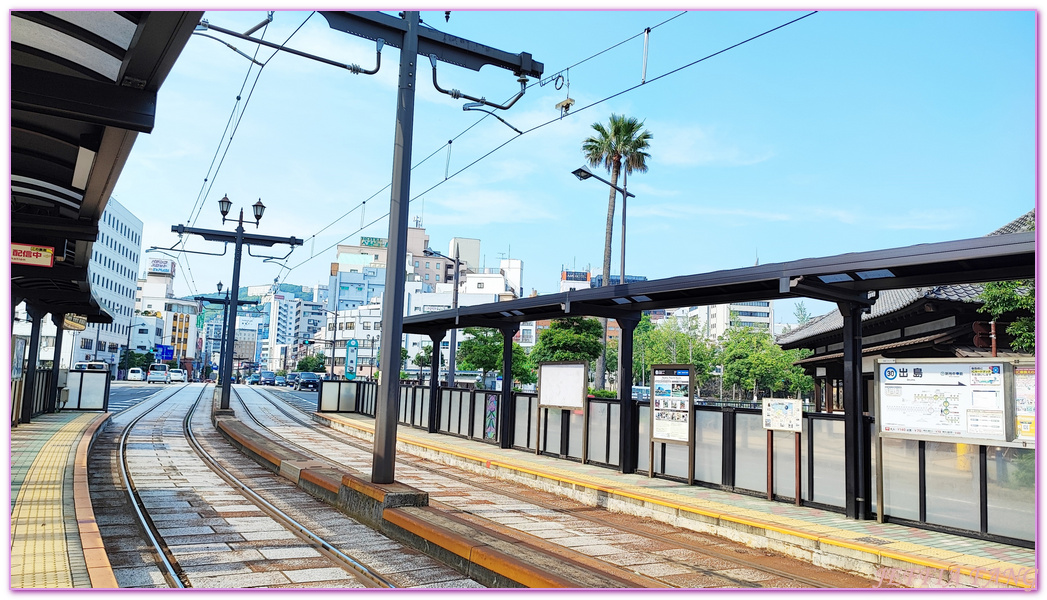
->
(72, 412), (117, 588)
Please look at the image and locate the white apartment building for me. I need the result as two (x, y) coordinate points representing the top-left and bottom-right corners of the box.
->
(688, 300), (775, 340)
(69, 197), (143, 374)
(135, 259), (201, 373)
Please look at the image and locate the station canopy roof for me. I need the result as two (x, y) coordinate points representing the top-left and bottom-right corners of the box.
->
(403, 231), (1035, 335)
(11, 11), (202, 322)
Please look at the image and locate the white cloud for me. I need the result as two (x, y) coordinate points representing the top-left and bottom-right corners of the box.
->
(650, 122), (775, 167)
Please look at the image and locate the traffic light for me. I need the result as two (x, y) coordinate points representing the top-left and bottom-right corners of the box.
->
(304, 340), (313, 346)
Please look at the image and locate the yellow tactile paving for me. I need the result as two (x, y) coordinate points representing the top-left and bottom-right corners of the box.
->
(10, 413), (97, 589)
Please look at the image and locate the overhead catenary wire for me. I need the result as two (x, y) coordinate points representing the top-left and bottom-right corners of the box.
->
(272, 11), (816, 289)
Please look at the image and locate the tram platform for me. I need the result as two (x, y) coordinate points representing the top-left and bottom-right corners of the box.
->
(9, 411), (116, 588)
(9, 401), (1037, 589)
(308, 410), (1037, 590)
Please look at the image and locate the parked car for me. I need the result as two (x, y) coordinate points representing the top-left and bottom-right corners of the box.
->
(295, 372), (320, 391)
(72, 361), (109, 372)
(275, 376), (286, 387)
(247, 374), (260, 385)
(259, 370), (276, 386)
(170, 369), (187, 382)
(146, 363), (170, 384)
(285, 372), (300, 386)
(127, 367), (144, 381)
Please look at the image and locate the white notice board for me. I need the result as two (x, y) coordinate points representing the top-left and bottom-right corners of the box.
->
(762, 398), (802, 432)
(877, 360), (1009, 443)
(537, 362), (587, 409)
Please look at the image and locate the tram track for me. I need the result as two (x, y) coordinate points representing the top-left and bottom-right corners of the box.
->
(239, 387), (865, 588)
(103, 384), (478, 589)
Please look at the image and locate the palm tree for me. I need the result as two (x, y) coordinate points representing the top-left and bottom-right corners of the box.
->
(582, 113), (653, 389)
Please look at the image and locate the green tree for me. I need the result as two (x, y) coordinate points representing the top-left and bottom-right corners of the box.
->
(457, 328), (503, 385)
(979, 280), (1035, 353)
(721, 327), (813, 399)
(582, 113), (653, 390)
(413, 344), (445, 382)
(793, 300), (812, 325)
(529, 317), (603, 364)
(457, 327), (535, 388)
(296, 353), (326, 372)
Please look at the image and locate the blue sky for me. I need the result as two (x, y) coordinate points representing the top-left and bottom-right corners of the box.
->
(110, 9), (1035, 325)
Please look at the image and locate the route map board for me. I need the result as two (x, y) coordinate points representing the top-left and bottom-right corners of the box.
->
(651, 366), (693, 443)
(1013, 364), (1035, 444)
(762, 398), (802, 432)
(877, 360), (1009, 443)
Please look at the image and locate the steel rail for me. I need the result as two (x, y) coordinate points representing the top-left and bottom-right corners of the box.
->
(118, 384), (194, 588)
(248, 387), (841, 589)
(185, 386), (396, 589)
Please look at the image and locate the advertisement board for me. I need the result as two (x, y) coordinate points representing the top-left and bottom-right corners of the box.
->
(11, 243), (55, 267)
(1012, 363), (1035, 445)
(360, 236), (388, 248)
(148, 258), (176, 275)
(651, 365), (693, 444)
(876, 359), (1013, 443)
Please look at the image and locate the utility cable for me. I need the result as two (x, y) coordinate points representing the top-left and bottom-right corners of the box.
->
(275, 11), (815, 285)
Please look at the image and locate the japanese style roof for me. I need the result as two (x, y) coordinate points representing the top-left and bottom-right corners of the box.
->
(11, 11), (202, 321)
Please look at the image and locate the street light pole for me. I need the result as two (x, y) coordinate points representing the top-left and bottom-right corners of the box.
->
(171, 195), (301, 409)
(122, 320), (147, 379)
(424, 245), (460, 387)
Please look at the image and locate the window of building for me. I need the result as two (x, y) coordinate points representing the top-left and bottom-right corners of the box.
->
(347, 322), (355, 330)
(436, 274), (440, 282)
(477, 282), (484, 289)
(363, 321), (371, 330)
(81, 338), (93, 350)
(414, 261), (419, 267)
(425, 274), (430, 281)
(425, 261), (430, 269)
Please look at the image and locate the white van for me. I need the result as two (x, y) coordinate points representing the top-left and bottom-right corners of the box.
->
(127, 367), (145, 381)
(146, 363), (170, 384)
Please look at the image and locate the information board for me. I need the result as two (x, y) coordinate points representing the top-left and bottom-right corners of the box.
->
(1013, 364), (1035, 444)
(877, 360), (1009, 442)
(651, 366), (693, 443)
(537, 362), (587, 409)
(762, 398), (802, 432)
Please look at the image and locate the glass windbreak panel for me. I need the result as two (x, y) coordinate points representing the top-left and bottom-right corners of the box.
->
(449, 394), (462, 434)
(339, 382), (357, 412)
(811, 418), (845, 507)
(398, 387), (409, 422)
(881, 437), (919, 520)
(608, 403), (621, 467)
(78, 372), (107, 410)
(925, 441), (980, 530)
(772, 430), (796, 499)
(734, 413), (766, 493)
(655, 442), (689, 478)
(693, 410), (722, 485)
(568, 410), (584, 459)
(440, 390), (451, 431)
(985, 447), (1034, 541)
(514, 397), (533, 449)
(638, 405), (650, 472)
(418, 388), (429, 427)
(543, 408), (562, 454)
(588, 402), (609, 463)
(320, 382), (337, 411)
(473, 392), (486, 439)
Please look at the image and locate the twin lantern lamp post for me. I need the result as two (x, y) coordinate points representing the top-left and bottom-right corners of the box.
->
(172, 194), (301, 410)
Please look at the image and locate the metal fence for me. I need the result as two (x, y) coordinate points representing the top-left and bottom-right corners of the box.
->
(317, 381), (1033, 545)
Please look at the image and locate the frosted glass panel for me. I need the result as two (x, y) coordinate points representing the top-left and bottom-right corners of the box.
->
(319, 382), (338, 411)
(881, 437), (919, 520)
(925, 442), (980, 529)
(439, 390), (451, 431)
(734, 413), (766, 493)
(568, 410), (584, 459)
(772, 430), (796, 499)
(638, 405), (650, 472)
(811, 418), (845, 507)
(588, 403), (609, 463)
(418, 387), (430, 426)
(339, 381), (357, 412)
(986, 447), (1034, 541)
(543, 408), (562, 454)
(607, 403), (620, 467)
(514, 396), (533, 449)
(449, 394), (461, 434)
(653, 441), (689, 478)
(693, 410), (722, 485)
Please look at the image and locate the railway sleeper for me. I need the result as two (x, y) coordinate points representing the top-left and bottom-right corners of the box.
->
(211, 412), (646, 588)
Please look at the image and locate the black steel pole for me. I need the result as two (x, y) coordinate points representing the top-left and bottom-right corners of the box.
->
(220, 213), (245, 410)
(373, 10), (420, 484)
(448, 245), (459, 387)
(218, 292), (228, 384)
